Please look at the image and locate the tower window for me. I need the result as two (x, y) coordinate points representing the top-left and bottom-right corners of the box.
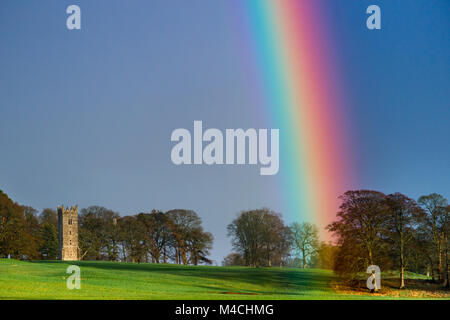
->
(70, 240), (72, 245)
(69, 230), (72, 235)
(68, 219), (72, 225)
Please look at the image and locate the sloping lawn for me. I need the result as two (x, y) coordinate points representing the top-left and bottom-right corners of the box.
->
(0, 259), (448, 300)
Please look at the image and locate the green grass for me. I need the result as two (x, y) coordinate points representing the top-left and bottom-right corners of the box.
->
(0, 259), (448, 300)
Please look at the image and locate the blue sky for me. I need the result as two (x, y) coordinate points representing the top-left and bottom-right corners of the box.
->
(0, 1), (449, 263)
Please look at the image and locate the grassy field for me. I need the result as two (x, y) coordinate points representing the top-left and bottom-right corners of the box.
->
(0, 259), (448, 300)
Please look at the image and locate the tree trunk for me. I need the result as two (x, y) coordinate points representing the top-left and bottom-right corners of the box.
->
(445, 243), (449, 288)
(400, 240), (405, 289)
(368, 247), (374, 266)
(445, 259), (449, 288)
(431, 261), (435, 281)
(400, 267), (405, 289)
(302, 248), (306, 268)
(438, 240), (443, 281)
(163, 246), (167, 264)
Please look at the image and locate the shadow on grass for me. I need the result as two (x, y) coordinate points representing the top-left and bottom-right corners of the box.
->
(32, 260), (335, 296)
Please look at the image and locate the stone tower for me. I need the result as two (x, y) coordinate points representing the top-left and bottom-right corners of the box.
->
(58, 205), (79, 261)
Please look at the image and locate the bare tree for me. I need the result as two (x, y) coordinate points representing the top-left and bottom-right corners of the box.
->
(290, 222), (319, 268)
(227, 208), (289, 267)
(443, 205), (450, 287)
(227, 209), (264, 267)
(222, 253), (245, 266)
(79, 206), (120, 261)
(418, 193), (448, 282)
(137, 210), (171, 263)
(384, 193), (423, 288)
(166, 209), (204, 265)
(327, 190), (389, 279)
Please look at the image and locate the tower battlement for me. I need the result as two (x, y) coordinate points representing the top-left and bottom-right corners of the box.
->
(58, 205), (79, 261)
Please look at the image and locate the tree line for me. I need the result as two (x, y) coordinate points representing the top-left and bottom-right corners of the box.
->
(1, 188), (448, 289)
(0, 190), (213, 265)
(328, 190), (449, 288)
(79, 206), (213, 265)
(224, 208), (327, 269)
(223, 191), (449, 289)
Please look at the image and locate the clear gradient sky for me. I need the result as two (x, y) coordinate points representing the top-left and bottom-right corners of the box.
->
(0, 1), (449, 263)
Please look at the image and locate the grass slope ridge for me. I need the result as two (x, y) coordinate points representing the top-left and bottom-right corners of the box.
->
(0, 259), (448, 300)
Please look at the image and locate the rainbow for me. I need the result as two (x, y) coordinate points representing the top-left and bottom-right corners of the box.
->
(236, 0), (355, 238)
